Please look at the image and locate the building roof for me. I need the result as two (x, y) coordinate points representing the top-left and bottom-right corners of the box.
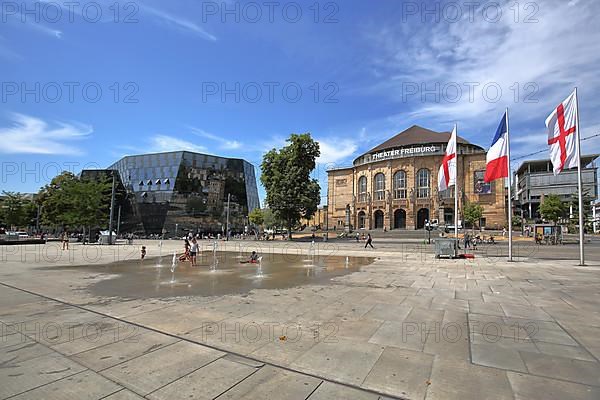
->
(365, 125), (475, 154)
(515, 154), (600, 175)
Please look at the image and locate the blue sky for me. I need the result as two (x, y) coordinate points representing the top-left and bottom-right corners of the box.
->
(2, 0), (600, 205)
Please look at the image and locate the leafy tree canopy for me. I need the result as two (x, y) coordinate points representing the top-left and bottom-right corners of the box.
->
(260, 133), (320, 239)
(463, 202), (484, 228)
(37, 171), (112, 229)
(248, 208), (264, 226)
(0, 192), (37, 229)
(539, 194), (565, 224)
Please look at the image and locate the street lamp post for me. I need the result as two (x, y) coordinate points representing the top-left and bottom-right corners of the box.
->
(116, 205), (122, 237)
(36, 204), (41, 235)
(225, 193), (231, 241)
(108, 172), (116, 245)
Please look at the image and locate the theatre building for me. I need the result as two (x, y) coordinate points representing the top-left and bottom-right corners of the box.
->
(327, 126), (507, 231)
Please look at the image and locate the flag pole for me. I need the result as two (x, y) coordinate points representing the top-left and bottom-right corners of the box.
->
(574, 87), (585, 265)
(454, 123), (459, 248)
(506, 108), (513, 262)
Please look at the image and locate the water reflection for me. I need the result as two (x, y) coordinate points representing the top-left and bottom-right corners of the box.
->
(80, 251), (374, 299)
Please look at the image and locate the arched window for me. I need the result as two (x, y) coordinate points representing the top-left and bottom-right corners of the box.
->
(393, 171), (407, 199)
(358, 176), (367, 202)
(417, 169), (430, 198)
(358, 211), (366, 229)
(374, 173), (386, 201)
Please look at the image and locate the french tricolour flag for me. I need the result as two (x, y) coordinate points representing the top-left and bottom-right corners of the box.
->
(484, 112), (509, 183)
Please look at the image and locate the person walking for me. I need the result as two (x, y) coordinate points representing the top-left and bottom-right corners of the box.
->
(364, 233), (374, 249)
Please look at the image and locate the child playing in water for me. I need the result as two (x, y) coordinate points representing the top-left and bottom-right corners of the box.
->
(141, 246), (147, 260)
(240, 251), (259, 264)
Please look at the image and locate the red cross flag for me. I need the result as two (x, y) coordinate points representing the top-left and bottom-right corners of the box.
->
(438, 125), (457, 192)
(546, 90), (579, 175)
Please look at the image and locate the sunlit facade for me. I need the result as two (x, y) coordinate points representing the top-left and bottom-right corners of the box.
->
(327, 126), (507, 231)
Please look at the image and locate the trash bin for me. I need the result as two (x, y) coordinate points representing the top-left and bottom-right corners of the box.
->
(435, 238), (458, 258)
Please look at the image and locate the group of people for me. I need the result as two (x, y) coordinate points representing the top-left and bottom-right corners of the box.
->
(463, 233), (495, 249)
(140, 239), (260, 266)
(180, 238), (201, 266)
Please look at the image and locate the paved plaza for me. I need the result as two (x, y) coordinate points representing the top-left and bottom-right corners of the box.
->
(1, 240), (600, 399)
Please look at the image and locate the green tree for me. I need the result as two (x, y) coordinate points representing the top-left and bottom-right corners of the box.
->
(0, 192), (36, 229)
(37, 172), (112, 231)
(262, 208), (281, 230)
(463, 202), (484, 232)
(261, 133), (321, 239)
(570, 189), (594, 232)
(248, 208), (264, 227)
(539, 194), (566, 225)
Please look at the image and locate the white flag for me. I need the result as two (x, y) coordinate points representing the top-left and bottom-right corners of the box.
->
(546, 90), (578, 175)
(438, 126), (457, 192)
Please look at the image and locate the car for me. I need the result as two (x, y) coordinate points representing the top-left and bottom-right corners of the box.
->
(16, 231), (29, 238)
(444, 222), (463, 233)
(425, 219), (439, 229)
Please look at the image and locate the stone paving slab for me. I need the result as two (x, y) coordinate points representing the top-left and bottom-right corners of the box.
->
(519, 351), (600, 386)
(102, 341), (225, 395)
(426, 357), (514, 400)
(470, 342), (528, 372)
(103, 389), (146, 399)
(368, 320), (426, 352)
(362, 347), (434, 400)
(249, 332), (320, 365)
(507, 372), (600, 400)
(213, 364), (321, 399)
(9, 370), (123, 400)
(0, 352), (87, 399)
(363, 303), (412, 322)
(307, 381), (380, 399)
(0, 341), (55, 365)
(0, 300), (63, 324)
(51, 320), (141, 356)
(147, 357), (257, 400)
(70, 329), (179, 372)
(291, 338), (385, 386)
(534, 341), (596, 361)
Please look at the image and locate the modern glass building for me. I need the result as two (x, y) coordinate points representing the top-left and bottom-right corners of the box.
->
(85, 151), (260, 236)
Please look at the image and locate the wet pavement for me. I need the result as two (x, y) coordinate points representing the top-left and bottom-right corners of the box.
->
(46, 251), (374, 299)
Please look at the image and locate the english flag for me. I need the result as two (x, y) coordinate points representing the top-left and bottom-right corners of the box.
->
(438, 126), (457, 192)
(546, 90), (579, 175)
(484, 112), (509, 182)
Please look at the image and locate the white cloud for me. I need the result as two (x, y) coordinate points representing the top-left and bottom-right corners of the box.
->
(148, 135), (208, 153)
(4, 5), (63, 39)
(364, 0), (600, 134)
(317, 138), (358, 166)
(140, 4), (217, 41)
(189, 127), (242, 150)
(0, 113), (91, 155)
(28, 23), (62, 39)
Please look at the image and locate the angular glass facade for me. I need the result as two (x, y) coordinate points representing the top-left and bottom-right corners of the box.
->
(101, 151), (259, 236)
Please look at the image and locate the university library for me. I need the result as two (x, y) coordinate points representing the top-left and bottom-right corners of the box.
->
(326, 126), (507, 231)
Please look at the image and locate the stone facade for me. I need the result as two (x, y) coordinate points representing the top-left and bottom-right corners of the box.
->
(327, 127), (507, 231)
